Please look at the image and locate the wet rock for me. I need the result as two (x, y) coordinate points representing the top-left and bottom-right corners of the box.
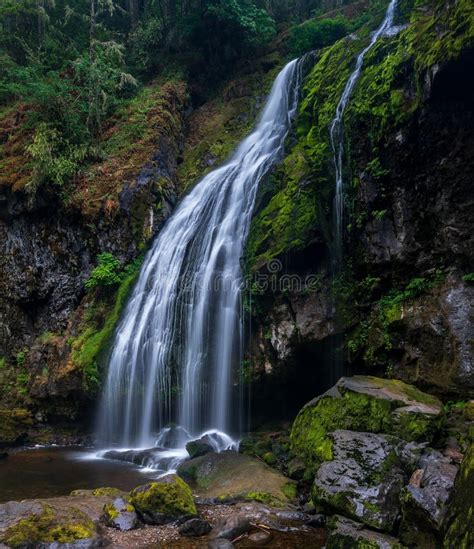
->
(306, 514), (326, 528)
(129, 474), (197, 525)
(326, 515), (406, 548)
(102, 497), (138, 531)
(215, 514), (250, 539)
(248, 530), (272, 545)
(186, 435), (214, 459)
(177, 451), (295, 505)
(400, 451), (458, 546)
(178, 517), (212, 537)
(290, 376), (442, 470)
(208, 539), (233, 549)
(287, 457), (305, 480)
(313, 430), (416, 531)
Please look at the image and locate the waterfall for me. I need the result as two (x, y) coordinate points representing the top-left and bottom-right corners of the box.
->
(330, 0), (399, 259)
(97, 59), (303, 450)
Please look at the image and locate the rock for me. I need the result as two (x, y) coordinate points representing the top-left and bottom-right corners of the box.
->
(0, 494), (113, 548)
(400, 455), (458, 546)
(0, 409), (33, 447)
(102, 497), (138, 531)
(129, 474), (197, 525)
(262, 452), (277, 466)
(70, 487), (127, 498)
(443, 443), (474, 548)
(186, 435), (214, 459)
(178, 517), (212, 537)
(287, 457), (305, 480)
(326, 515), (406, 548)
(396, 446), (460, 546)
(0, 452), (8, 461)
(306, 514), (326, 528)
(290, 376), (443, 470)
(248, 530), (272, 545)
(313, 430), (417, 531)
(215, 514), (250, 539)
(177, 451), (295, 505)
(208, 539), (233, 548)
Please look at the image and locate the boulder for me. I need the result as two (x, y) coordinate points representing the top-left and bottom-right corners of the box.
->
(186, 435), (214, 459)
(313, 430), (419, 531)
(326, 515), (406, 548)
(102, 497), (138, 531)
(0, 494), (112, 548)
(177, 451), (296, 505)
(215, 514), (250, 539)
(290, 376), (443, 470)
(178, 517), (212, 537)
(400, 448), (458, 546)
(287, 457), (306, 480)
(129, 474), (197, 525)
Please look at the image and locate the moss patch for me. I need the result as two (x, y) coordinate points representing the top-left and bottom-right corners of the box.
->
(129, 475), (197, 520)
(3, 504), (95, 548)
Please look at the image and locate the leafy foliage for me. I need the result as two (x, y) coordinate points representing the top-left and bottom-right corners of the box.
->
(85, 252), (122, 290)
(289, 16), (349, 57)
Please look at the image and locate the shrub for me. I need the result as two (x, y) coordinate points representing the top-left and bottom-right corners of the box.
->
(85, 253), (122, 290)
(289, 16), (349, 57)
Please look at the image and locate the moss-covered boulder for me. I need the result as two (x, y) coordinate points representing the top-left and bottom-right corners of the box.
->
(129, 474), (197, 525)
(443, 443), (474, 548)
(177, 451), (296, 506)
(0, 409), (33, 447)
(102, 497), (138, 531)
(290, 376), (443, 470)
(0, 494), (112, 548)
(326, 515), (407, 549)
(313, 430), (418, 532)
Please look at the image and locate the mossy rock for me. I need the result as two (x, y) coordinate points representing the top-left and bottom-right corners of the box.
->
(0, 408), (33, 446)
(290, 376), (443, 471)
(129, 474), (197, 525)
(70, 487), (127, 498)
(326, 515), (407, 549)
(102, 497), (138, 531)
(2, 503), (98, 548)
(443, 443), (474, 548)
(177, 451), (296, 506)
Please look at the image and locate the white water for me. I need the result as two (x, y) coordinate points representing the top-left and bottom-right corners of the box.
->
(330, 0), (399, 256)
(97, 59), (303, 452)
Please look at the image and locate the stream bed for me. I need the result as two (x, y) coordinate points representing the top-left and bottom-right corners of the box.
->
(0, 446), (157, 503)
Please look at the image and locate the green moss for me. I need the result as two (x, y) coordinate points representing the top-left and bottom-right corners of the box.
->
(103, 503), (119, 521)
(129, 476), (197, 519)
(91, 487), (126, 497)
(70, 256), (143, 391)
(4, 505), (95, 548)
(290, 391), (392, 471)
(443, 443), (474, 548)
(245, 491), (282, 506)
(290, 377), (442, 471)
(262, 451), (277, 466)
(281, 482), (298, 501)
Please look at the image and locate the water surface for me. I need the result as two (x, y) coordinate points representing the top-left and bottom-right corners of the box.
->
(0, 447), (157, 503)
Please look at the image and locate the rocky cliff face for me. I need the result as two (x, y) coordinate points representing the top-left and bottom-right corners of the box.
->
(245, 0), (474, 416)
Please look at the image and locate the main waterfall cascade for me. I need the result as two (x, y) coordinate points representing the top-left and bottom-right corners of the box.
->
(97, 59), (303, 459)
(330, 0), (399, 260)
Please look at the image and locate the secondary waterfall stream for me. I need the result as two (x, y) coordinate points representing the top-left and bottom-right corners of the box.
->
(97, 59), (303, 464)
(330, 0), (399, 259)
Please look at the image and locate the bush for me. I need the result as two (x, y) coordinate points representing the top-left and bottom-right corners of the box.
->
(85, 253), (122, 290)
(289, 17), (349, 57)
